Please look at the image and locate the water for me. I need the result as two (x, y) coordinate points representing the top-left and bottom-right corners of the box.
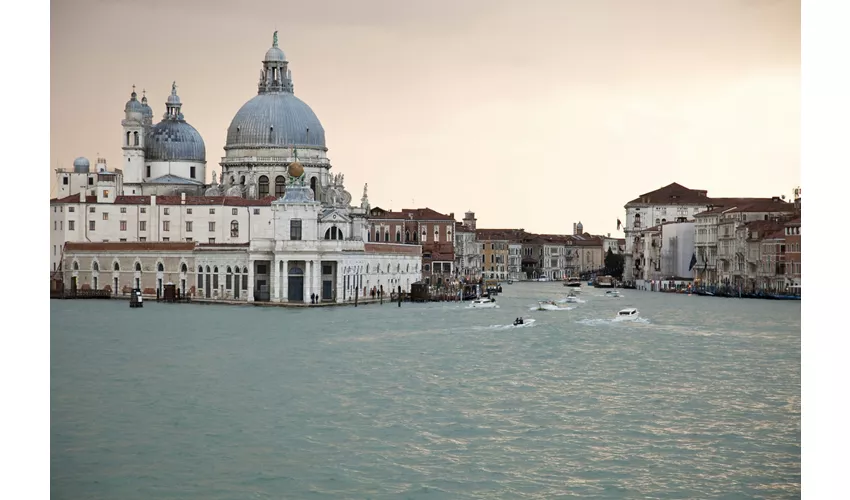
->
(51, 283), (801, 499)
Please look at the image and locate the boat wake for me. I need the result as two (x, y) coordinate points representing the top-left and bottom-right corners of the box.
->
(488, 318), (537, 329)
(577, 317), (651, 326)
(532, 302), (575, 311)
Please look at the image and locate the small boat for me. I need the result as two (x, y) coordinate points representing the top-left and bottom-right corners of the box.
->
(605, 290), (622, 298)
(507, 280), (513, 285)
(537, 276), (550, 282)
(564, 292), (579, 303)
(537, 301), (573, 311)
(614, 307), (640, 320)
(468, 297), (499, 309)
(510, 318), (536, 328)
(564, 277), (581, 287)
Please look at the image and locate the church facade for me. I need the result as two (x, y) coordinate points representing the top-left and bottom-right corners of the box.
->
(51, 34), (422, 304)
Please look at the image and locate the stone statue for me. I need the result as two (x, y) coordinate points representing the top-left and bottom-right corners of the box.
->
(211, 171), (218, 185)
(273, 30), (278, 47)
(246, 172), (258, 199)
(360, 183), (370, 210)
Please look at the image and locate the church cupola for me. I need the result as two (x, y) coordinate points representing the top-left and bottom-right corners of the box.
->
(163, 81), (184, 121)
(258, 31), (294, 94)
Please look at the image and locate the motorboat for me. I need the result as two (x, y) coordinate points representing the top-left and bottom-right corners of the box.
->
(605, 290), (622, 298)
(614, 307), (640, 321)
(468, 297), (499, 309)
(537, 301), (573, 311)
(510, 318), (536, 328)
(537, 276), (550, 282)
(564, 277), (581, 287)
(563, 292), (579, 303)
(507, 280), (514, 285)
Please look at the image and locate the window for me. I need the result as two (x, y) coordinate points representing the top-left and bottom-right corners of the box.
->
(103, 190), (110, 198)
(231, 220), (239, 237)
(186, 221), (193, 232)
(102, 212), (109, 220)
(322, 265), (332, 275)
(54, 221), (57, 230)
(89, 207), (95, 213)
(140, 207), (146, 214)
(209, 222), (215, 232)
(185, 237), (193, 242)
(258, 175), (269, 198)
(69, 207), (75, 213)
(208, 238), (215, 244)
(89, 220), (96, 231)
(257, 265), (267, 274)
(187, 208), (193, 214)
(120, 221), (127, 231)
(63, 176), (68, 185)
(190, 166), (196, 179)
(290, 219), (302, 240)
(209, 208), (215, 214)
(120, 207), (127, 214)
(69, 221), (75, 231)
(139, 221), (147, 231)
(232, 208), (238, 216)
(119, 238), (127, 242)
(139, 237), (146, 242)
(88, 177), (93, 185)
(275, 176), (285, 197)
(162, 237), (170, 241)
(163, 221), (170, 232)
(254, 208), (260, 215)
(164, 208), (170, 215)
(146, 166), (151, 177)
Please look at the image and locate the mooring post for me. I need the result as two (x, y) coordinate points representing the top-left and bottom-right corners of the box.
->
(355, 287), (358, 307)
(398, 285), (402, 307)
(380, 285), (384, 305)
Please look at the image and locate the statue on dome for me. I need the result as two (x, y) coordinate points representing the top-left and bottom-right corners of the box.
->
(273, 31), (278, 47)
(211, 171), (218, 184)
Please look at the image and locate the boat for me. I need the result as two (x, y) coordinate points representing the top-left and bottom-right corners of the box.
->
(564, 276), (581, 287)
(614, 307), (639, 320)
(587, 281), (594, 286)
(563, 291), (579, 303)
(468, 297), (499, 309)
(510, 318), (536, 328)
(605, 290), (621, 298)
(507, 280), (513, 285)
(537, 301), (573, 311)
(537, 276), (550, 282)
(594, 275), (615, 288)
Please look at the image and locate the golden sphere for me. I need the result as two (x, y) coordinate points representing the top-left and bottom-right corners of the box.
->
(288, 161), (304, 178)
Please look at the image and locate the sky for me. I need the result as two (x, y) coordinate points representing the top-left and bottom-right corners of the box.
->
(50, 0), (800, 236)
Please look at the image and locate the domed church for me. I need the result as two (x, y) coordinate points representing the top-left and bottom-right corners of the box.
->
(51, 33), (422, 306)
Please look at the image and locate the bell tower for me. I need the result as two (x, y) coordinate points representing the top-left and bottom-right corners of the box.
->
(122, 86), (146, 184)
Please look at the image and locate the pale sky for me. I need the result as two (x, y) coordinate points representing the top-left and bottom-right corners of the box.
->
(50, 0), (800, 236)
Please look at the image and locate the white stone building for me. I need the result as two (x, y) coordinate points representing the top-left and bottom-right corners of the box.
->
(454, 212), (482, 279)
(51, 34), (422, 304)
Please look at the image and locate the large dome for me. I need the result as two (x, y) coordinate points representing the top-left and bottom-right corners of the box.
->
(145, 120), (206, 162)
(225, 92), (326, 150)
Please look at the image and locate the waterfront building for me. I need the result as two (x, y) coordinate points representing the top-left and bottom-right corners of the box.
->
(475, 229), (511, 280)
(50, 34), (422, 304)
(366, 207), (456, 287)
(508, 242), (523, 281)
(784, 217), (801, 291)
(454, 212), (482, 280)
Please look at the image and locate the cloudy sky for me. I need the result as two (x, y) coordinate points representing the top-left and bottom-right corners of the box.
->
(51, 0), (799, 235)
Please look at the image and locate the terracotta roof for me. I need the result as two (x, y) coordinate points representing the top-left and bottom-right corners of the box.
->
(64, 241), (196, 252)
(196, 243), (250, 248)
(52, 194), (97, 204)
(784, 217), (801, 226)
(626, 183), (710, 205)
(112, 195), (278, 206)
(370, 207), (455, 221)
(743, 220), (785, 240)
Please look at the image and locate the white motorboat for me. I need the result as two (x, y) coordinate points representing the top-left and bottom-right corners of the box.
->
(510, 318), (536, 328)
(563, 292), (579, 303)
(564, 277), (581, 287)
(537, 301), (573, 311)
(605, 290), (622, 298)
(614, 307), (640, 321)
(468, 297), (499, 309)
(537, 276), (549, 282)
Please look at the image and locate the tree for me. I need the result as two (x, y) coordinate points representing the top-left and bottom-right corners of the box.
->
(604, 247), (625, 280)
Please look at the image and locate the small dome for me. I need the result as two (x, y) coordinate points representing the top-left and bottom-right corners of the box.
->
(265, 46), (286, 62)
(124, 91), (144, 114)
(288, 161), (304, 178)
(73, 157), (90, 173)
(141, 94), (153, 118)
(145, 120), (206, 162)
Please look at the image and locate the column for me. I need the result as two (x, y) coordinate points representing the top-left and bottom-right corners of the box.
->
(315, 260), (322, 301)
(271, 257), (279, 302)
(281, 260), (288, 302)
(303, 260), (311, 304)
(336, 261), (344, 303)
(247, 260), (254, 301)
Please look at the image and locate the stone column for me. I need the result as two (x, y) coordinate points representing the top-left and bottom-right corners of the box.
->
(247, 260), (254, 301)
(336, 261), (344, 303)
(304, 260), (312, 304)
(271, 257), (279, 302)
(281, 260), (288, 302)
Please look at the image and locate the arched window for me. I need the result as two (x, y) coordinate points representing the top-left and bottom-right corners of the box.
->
(113, 262), (120, 271)
(240, 175), (246, 185)
(230, 176), (235, 184)
(181, 263), (188, 273)
(405, 230), (411, 243)
(310, 177), (317, 197)
(133, 131), (139, 146)
(406, 263), (410, 272)
(275, 176), (286, 197)
(242, 267), (249, 290)
(258, 176), (269, 198)
(92, 261), (99, 271)
(226, 266), (233, 289)
(135, 262), (142, 272)
(396, 231), (401, 242)
(384, 232), (390, 242)
(198, 265), (203, 274)
(213, 267), (219, 289)
(205, 265), (211, 273)
(157, 262), (164, 272)
(231, 220), (239, 237)
(73, 261), (79, 271)
(126, 131), (131, 146)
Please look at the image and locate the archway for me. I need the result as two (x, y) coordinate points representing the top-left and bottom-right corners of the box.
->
(288, 266), (304, 302)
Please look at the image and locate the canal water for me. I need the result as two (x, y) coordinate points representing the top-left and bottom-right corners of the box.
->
(51, 283), (800, 499)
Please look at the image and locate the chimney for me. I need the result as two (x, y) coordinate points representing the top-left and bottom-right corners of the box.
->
(151, 195), (156, 207)
(79, 191), (85, 203)
(450, 212), (454, 220)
